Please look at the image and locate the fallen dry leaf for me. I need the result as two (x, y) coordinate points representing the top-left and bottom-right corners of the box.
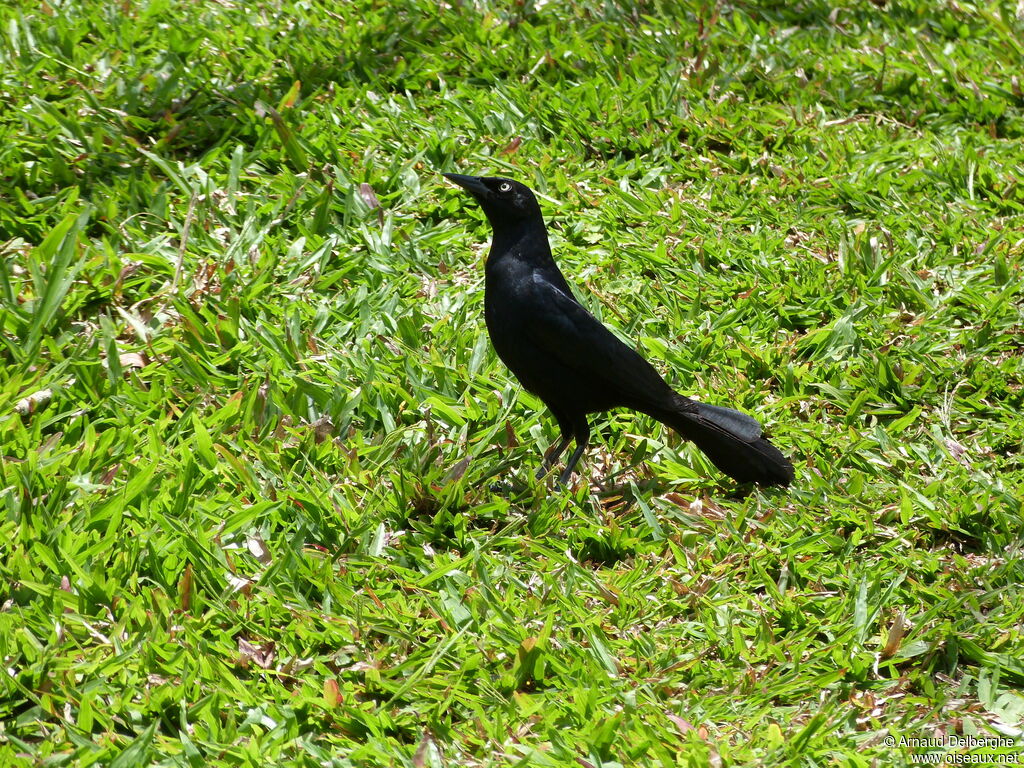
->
(238, 638), (276, 669)
(15, 388), (53, 415)
(119, 352), (148, 369)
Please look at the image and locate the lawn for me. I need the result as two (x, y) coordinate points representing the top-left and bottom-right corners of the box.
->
(1, 0), (1023, 765)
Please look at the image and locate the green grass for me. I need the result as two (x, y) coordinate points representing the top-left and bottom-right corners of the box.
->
(2, 0), (1023, 765)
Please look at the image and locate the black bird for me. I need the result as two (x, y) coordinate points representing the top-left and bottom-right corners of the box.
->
(443, 173), (794, 487)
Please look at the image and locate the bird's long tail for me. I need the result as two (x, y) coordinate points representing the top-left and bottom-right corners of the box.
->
(654, 396), (794, 486)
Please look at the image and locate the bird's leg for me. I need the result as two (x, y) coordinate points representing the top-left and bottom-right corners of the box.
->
(557, 416), (591, 485)
(537, 436), (572, 478)
(536, 412), (573, 479)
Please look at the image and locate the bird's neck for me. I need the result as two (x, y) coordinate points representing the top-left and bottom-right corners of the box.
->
(487, 221), (555, 268)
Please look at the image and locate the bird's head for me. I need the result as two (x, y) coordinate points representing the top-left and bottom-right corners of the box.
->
(443, 173), (542, 229)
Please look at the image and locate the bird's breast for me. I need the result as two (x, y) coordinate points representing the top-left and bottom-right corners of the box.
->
(483, 263), (542, 376)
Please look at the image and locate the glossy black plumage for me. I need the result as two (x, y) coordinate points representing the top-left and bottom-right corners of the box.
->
(444, 173), (794, 487)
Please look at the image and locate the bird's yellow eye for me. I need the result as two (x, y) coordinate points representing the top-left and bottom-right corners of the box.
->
(499, 182), (512, 192)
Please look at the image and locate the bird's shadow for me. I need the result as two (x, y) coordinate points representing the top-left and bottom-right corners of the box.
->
(487, 460), (758, 512)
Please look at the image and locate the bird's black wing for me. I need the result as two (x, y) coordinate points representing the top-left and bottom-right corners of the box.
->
(522, 270), (794, 485)
(522, 270), (676, 409)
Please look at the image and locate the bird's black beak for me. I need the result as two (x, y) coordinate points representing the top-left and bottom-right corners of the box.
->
(443, 173), (489, 198)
